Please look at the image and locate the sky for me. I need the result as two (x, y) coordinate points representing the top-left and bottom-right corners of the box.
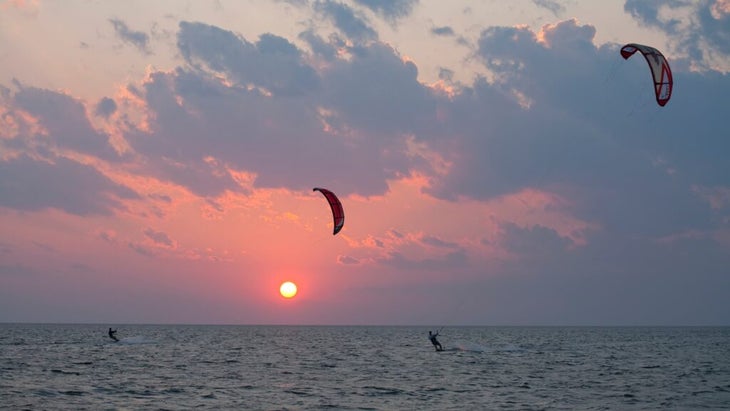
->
(1, 0), (729, 326)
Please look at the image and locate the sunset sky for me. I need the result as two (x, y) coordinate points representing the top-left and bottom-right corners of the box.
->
(1, 0), (729, 325)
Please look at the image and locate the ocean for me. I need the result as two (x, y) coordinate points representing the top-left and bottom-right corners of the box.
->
(1, 324), (728, 410)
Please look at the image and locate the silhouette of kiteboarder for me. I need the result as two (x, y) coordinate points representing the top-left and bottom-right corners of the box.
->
(108, 327), (119, 342)
(429, 330), (443, 351)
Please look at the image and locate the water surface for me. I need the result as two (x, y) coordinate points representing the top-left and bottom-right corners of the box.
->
(1, 325), (728, 409)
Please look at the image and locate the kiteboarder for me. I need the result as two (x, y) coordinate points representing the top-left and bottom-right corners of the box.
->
(429, 330), (443, 351)
(108, 327), (118, 342)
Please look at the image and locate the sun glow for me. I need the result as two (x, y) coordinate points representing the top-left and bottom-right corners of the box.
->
(279, 281), (298, 299)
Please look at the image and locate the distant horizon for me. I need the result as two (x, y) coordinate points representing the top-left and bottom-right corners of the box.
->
(3, 322), (729, 328)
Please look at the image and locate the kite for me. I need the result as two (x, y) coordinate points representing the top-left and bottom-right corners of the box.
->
(620, 43), (673, 106)
(313, 187), (344, 235)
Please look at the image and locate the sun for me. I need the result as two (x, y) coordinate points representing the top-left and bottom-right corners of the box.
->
(279, 281), (298, 299)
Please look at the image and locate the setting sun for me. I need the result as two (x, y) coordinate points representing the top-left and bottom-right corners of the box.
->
(279, 281), (298, 299)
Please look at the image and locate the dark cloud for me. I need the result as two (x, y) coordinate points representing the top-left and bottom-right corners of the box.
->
(421, 235), (460, 249)
(532, 0), (566, 16)
(499, 222), (573, 257)
(624, 0), (684, 29)
(128, 67), (316, 196)
(125, 18), (728, 246)
(321, 42), (441, 137)
(143, 228), (175, 248)
(109, 18), (150, 54)
(0, 155), (138, 215)
(438, 67), (454, 80)
(128, 242), (157, 257)
(126, 21), (450, 197)
(257, 32), (301, 56)
(624, 0), (730, 64)
(280, 0), (309, 5)
(299, 29), (340, 61)
(315, 1), (377, 42)
(98, 230), (117, 244)
(338, 255), (360, 265)
(430, 26), (455, 37)
(352, 0), (418, 22)
(389, 230), (405, 239)
(424, 19), (730, 241)
(177, 22), (319, 96)
(11, 86), (120, 160)
(130, 64), (405, 196)
(94, 97), (117, 118)
(46, 17), (729, 247)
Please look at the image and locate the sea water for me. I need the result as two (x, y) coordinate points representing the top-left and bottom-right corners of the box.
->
(1, 325), (728, 410)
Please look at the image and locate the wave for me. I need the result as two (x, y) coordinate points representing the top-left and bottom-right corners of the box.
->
(115, 336), (156, 345)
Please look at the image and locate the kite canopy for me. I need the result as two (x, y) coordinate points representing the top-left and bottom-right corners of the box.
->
(620, 43), (673, 106)
(313, 187), (344, 235)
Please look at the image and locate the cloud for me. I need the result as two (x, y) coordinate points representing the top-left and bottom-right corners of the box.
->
(499, 222), (573, 257)
(98, 229), (118, 243)
(430, 26), (455, 37)
(8, 16), (728, 248)
(421, 18), (730, 242)
(128, 242), (157, 257)
(177, 22), (319, 96)
(125, 21), (446, 198)
(420, 234), (460, 249)
(117, 17), (730, 245)
(10, 85), (121, 160)
(532, 0), (566, 16)
(319, 42), (443, 141)
(109, 18), (151, 54)
(143, 228), (176, 248)
(94, 97), (117, 118)
(338, 255), (360, 265)
(0, 154), (139, 215)
(298, 29), (341, 61)
(624, 0), (730, 68)
(315, 0), (378, 42)
(352, 0), (418, 22)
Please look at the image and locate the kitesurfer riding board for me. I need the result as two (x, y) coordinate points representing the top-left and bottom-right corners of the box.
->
(108, 327), (119, 342)
(429, 330), (444, 351)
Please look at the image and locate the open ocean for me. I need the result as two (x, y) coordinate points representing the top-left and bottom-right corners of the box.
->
(1, 324), (728, 410)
